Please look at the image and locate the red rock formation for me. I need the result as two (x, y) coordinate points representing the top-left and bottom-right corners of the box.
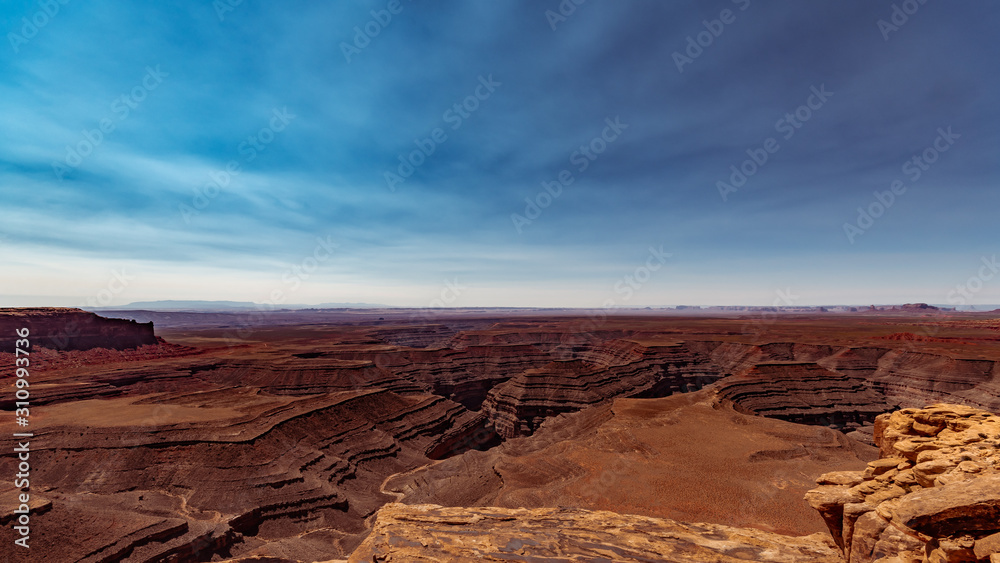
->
(864, 351), (999, 411)
(385, 389), (876, 536)
(185, 355), (424, 396)
(696, 341), (1000, 424)
(817, 347), (894, 380)
(481, 340), (721, 437)
(0, 388), (491, 561)
(714, 362), (890, 429)
(806, 404), (1000, 562)
(349, 503), (842, 562)
(0, 308), (158, 351)
(370, 323), (457, 348)
(876, 332), (957, 343)
(4, 310), (1000, 561)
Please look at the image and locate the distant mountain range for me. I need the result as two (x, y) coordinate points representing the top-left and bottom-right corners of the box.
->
(87, 300), (389, 312)
(80, 300), (999, 314)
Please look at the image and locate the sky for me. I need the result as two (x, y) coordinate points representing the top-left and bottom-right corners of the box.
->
(1, 0), (998, 308)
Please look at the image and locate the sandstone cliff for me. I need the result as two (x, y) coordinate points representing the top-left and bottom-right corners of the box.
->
(348, 503), (842, 562)
(481, 339), (721, 437)
(806, 404), (1000, 563)
(7, 311), (1000, 562)
(0, 307), (157, 351)
(381, 389), (876, 536)
(714, 362), (890, 429)
(0, 388), (498, 561)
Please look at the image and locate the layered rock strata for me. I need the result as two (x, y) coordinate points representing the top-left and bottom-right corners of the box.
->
(806, 404), (1000, 563)
(686, 340), (1000, 414)
(714, 362), (891, 430)
(383, 389), (876, 536)
(0, 388), (493, 561)
(6, 310), (1000, 562)
(482, 340), (720, 437)
(0, 308), (157, 351)
(348, 503), (842, 562)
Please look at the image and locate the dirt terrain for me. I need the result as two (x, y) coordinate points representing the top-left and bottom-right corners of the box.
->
(2, 307), (1000, 561)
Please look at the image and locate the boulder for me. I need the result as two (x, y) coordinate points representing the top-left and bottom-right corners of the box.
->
(806, 404), (1000, 563)
(349, 503), (842, 562)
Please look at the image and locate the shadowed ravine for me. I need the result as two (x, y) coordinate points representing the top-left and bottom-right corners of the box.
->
(3, 308), (1000, 561)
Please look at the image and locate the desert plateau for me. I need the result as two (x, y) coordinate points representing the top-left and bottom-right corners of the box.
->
(3, 307), (1000, 562)
(4, 2), (998, 561)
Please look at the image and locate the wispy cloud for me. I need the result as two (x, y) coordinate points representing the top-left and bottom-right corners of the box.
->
(1, 0), (998, 306)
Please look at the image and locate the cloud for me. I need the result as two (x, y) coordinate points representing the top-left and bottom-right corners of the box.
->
(1, 0), (998, 306)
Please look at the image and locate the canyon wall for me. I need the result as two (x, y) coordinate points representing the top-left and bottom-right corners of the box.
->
(0, 308), (157, 351)
(0, 388), (495, 561)
(350, 503), (842, 563)
(5, 310), (1000, 561)
(806, 404), (1000, 563)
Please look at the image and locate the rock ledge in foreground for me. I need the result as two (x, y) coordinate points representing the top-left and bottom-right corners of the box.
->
(806, 404), (1000, 563)
(349, 502), (841, 562)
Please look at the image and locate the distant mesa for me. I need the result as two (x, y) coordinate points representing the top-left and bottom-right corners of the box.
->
(0, 307), (157, 351)
(863, 303), (955, 312)
(852, 303), (949, 313)
(6, 309), (1000, 560)
(897, 302), (939, 311)
(107, 300), (259, 311)
(88, 299), (388, 312)
(82, 300), (972, 314)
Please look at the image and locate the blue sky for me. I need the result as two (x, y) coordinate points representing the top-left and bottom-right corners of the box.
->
(1, 1), (998, 307)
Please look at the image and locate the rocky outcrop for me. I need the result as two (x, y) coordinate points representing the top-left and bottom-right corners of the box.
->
(315, 343), (555, 411)
(714, 362), (891, 430)
(186, 356), (425, 396)
(9, 311), (1000, 562)
(384, 389), (876, 536)
(817, 347), (895, 380)
(444, 327), (632, 348)
(866, 352), (999, 412)
(0, 388), (496, 561)
(348, 503), (842, 562)
(688, 340), (1000, 416)
(377, 344), (555, 410)
(686, 341), (1000, 433)
(370, 324), (458, 348)
(806, 404), (1000, 563)
(0, 308), (157, 351)
(481, 340), (721, 437)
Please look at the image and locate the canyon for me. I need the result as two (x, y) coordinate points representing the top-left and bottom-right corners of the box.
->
(2, 307), (1000, 561)
(0, 308), (157, 352)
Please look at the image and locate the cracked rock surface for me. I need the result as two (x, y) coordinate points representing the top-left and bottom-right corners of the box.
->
(806, 404), (1000, 563)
